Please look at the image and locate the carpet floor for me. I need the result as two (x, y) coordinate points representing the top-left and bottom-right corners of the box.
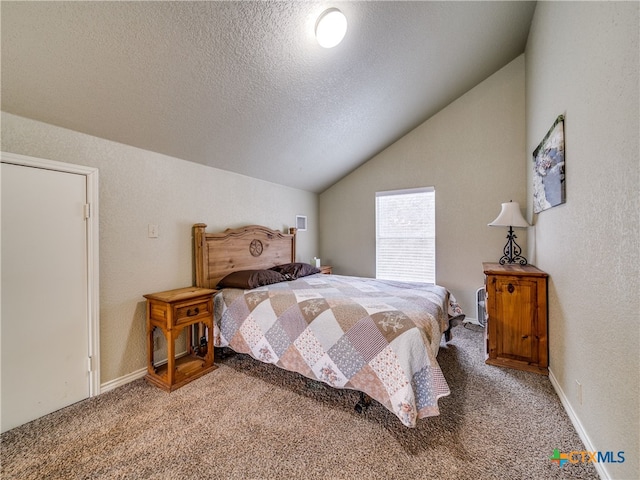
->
(1, 325), (598, 479)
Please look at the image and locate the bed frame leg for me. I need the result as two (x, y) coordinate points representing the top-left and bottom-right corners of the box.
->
(215, 346), (234, 360)
(444, 327), (452, 342)
(355, 392), (372, 414)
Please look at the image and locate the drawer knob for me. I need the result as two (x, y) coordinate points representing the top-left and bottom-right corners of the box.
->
(187, 307), (200, 317)
(507, 283), (515, 294)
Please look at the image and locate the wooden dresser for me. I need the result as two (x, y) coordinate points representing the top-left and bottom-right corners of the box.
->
(483, 263), (549, 375)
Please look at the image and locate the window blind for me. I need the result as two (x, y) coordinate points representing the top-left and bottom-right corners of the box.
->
(375, 187), (435, 283)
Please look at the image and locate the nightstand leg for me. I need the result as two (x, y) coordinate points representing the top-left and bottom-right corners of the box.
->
(207, 323), (214, 365)
(166, 328), (175, 387)
(145, 301), (155, 374)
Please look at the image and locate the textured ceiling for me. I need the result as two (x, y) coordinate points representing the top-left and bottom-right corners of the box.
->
(1, 1), (536, 193)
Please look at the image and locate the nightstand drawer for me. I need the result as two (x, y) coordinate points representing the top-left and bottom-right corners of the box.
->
(174, 299), (211, 325)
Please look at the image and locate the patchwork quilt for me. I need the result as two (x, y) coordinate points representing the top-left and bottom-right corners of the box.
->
(213, 274), (460, 427)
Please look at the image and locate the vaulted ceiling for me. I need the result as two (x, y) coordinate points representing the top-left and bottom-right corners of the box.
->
(1, 1), (536, 193)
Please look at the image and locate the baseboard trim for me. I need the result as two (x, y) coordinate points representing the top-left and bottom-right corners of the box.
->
(100, 368), (147, 394)
(99, 350), (190, 394)
(548, 367), (609, 480)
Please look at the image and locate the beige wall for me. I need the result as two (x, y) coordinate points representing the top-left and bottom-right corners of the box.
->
(526, 2), (639, 478)
(319, 56), (527, 318)
(1, 112), (319, 384)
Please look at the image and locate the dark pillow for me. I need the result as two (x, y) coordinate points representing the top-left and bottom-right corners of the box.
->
(217, 269), (286, 289)
(270, 262), (321, 280)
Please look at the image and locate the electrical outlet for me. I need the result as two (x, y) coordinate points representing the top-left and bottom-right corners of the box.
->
(575, 380), (583, 405)
(148, 224), (159, 238)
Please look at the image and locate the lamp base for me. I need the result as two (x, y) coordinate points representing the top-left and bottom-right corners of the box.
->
(499, 227), (528, 265)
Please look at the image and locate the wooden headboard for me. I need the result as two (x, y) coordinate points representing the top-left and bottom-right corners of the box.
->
(193, 224), (297, 289)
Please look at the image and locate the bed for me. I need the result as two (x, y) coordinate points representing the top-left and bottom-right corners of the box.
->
(193, 223), (463, 427)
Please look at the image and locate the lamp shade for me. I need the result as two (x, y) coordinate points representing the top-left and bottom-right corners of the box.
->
(488, 201), (529, 228)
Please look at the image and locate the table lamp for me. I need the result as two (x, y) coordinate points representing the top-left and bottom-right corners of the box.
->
(488, 201), (529, 265)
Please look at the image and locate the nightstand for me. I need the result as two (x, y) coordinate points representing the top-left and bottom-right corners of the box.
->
(143, 287), (217, 391)
(319, 265), (332, 274)
(483, 263), (549, 375)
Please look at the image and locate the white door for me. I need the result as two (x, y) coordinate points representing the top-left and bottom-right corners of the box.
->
(1, 162), (91, 432)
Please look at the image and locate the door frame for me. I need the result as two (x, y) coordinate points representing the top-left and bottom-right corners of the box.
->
(1, 151), (100, 395)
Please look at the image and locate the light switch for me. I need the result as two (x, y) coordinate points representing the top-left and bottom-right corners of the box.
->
(148, 224), (159, 238)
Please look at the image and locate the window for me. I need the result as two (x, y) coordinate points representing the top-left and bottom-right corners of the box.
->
(375, 187), (435, 283)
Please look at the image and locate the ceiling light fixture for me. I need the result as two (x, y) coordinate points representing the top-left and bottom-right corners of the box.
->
(315, 8), (347, 48)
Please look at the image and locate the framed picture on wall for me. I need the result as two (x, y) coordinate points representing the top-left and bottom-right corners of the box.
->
(533, 114), (565, 213)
